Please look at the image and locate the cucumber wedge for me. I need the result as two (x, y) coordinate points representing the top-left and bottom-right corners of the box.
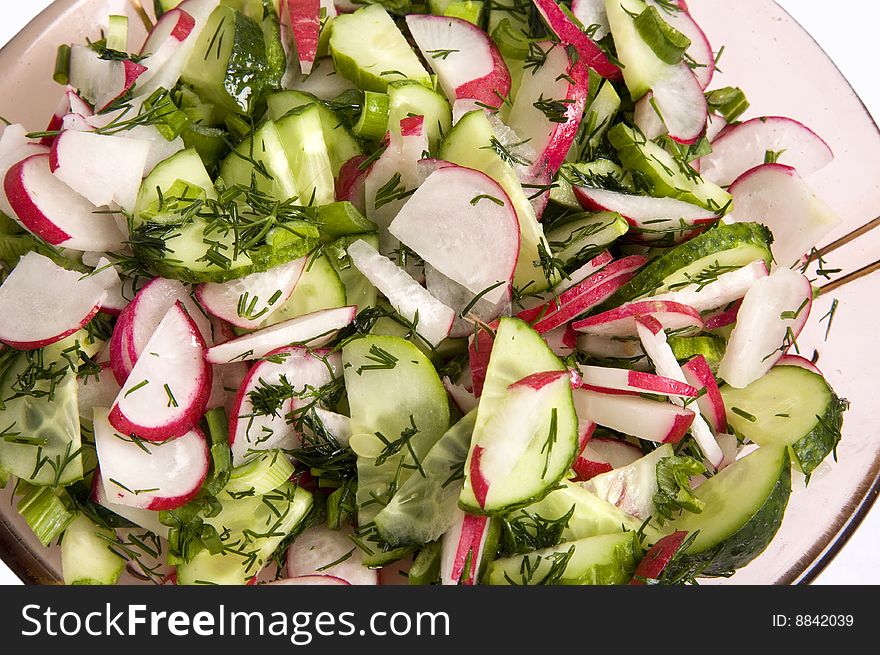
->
(343, 336), (451, 525)
(459, 318), (578, 514)
(598, 222), (773, 309)
(329, 4), (431, 92)
(668, 335), (727, 368)
(61, 514), (125, 585)
(546, 212), (629, 269)
(219, 120), (300, 200)
(135, 148), (217, 224)
(669, 446), (791, 576)
(551, 159), (631, 209)
(487, 531), (642, 585)
(325, 233), (379, 312)
(720, 366), (847, 475)
(609, 123), (731, 213)
(374, 411), (476, 546)
(259, 254), (347, 326)
(276, 105), (335, 206)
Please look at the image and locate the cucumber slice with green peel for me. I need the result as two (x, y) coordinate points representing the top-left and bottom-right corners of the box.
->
(551, 159), (631, 209)
(180, 5), (271, 115)
(325, 233), (379, 312)
(517, 481), (667, 543)
(261, 12), (286, 88)
(374, 411), (475, 546)
(317, 201), (377, 240)
(177, 482), (313, 585)
(440, 110), (553, 293)
(669, 446), (791, 576)
(343, 335), (451, 525)
(720, 366), (847, 476)
(134, 148), (217, 225)
(353, 91), (391, 141)
(219, 120), (300, 200)
(604, 0), (669, 98)
(223, 449), (296, 496)
(598, 222), (773, 309)
(408, 541), (442, 585)
(487, 531), (642, 585)
(546, 212), (629, 269)
(258, 254), (347, 326)
(668, 334), (727, 367)
(329, 4), (432, 93)
(570, 76), (621, 163)
(460, 319), (578, 514)
(61, 514), (125, 585)
(388, 81), (452, 152)
(0, 353), (82, 486)
(276, 105), (335, 206)
(609, 123), (731, 213)
(265, 90), (362, 176)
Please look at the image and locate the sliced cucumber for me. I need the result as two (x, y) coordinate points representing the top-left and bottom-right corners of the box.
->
(670, 446), (791, 576)
(0, 353), (82, 486)
(547, 212), (629, 269)
(440, 110), (552, 292)
(317, 202), (376, 240)
(605, 0), (668, 98)
(276, 105), (335, 206)
(325, 233), (379, 312)
(353, 90), (391, 141)
(388, 81), (452, 152)
(487, 531), (642, 585)
(219, 120), (300, 200)
(329, 4), (431, 92)
(61, 514), (125, 585)
(571, 78), (621, 162)
(343, 335), (451, 525)
(551, 159), (631, 209)
(460, 318), (578, 513)
(667, 334), (727, 367)
(177, 482), (313, 585)
(720, 366), (846, 476)
(259, 254), (347, 326)
(609, 123), (732, 213)
(599, 222), (773, 309)
(181, 5), (270, 114)
(374, 411), (476, 546)
(266, 90), (362, 176)
(223, 449), (296, 496)
(134, 148), (217, 224)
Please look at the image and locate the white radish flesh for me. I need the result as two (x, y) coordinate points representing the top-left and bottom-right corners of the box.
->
(286, 524), (377, 585)
(572, 388), (694, 444)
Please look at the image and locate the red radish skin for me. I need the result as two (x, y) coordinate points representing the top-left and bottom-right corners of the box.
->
(573, 388), (695, 444)
(469, 445), (490, 509)
(399, 115), (425, 137)
(572, 437), (643, 482)
(577, 365), (698, 398)
(573, 300), (703, 337)
(681, 355), (727, 433)
(140, 8), (196, 54)
(704, 300), (741, 330)
(444, 513), (489, 585)
(630, 531), (690, 584)
(777, 354), (822, 375)
(531, 0), (621, 79)
(286, 0), (321, 75)
(335, 155), (368, 213)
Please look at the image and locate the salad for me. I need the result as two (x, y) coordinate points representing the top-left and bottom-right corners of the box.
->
(0, 0), (849, 586)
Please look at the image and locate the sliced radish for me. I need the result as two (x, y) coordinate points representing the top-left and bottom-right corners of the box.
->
(777, 354), (822, 375)
(205, 306), (356, 364)
(700, 116), (833, 186)
(0, 124), (48, 220)
(681, 354), (727, 434)
(573, 299), (702, 337)
(291, 56), (356, 100)
(425, 264), (510, 339)
(543, 324), (578, 357)
(555, 250), (615, 292)
(269, 575), (350, 586)
(406, 15), (511, 108)
(440, 509), (490, 585)
(705, 112), (728, 141)
(704, 300), (741, 330)
(571, 0), (610, 39)
(531, 0), (621, 79)
(286, 524), (378, 585)
(647, 62), (707, 144)
(388, 165), (519, 305)
(49, 130), (150, 214)
(572, 437), (643, 482)
(467, 321), (497, 398)
(285, 0), (321, 76)
(4, 153), (127, 251)
(0, 252), (106, 350)
(443, 376), (478, 414)
(90, 257), (128, 315)
(646, 0), (714, 88)
(109, 302), (212, 441)
(335, 155), (368, 214)
(68, 45), (147, 111)
(90, 471), (169, 537)
(728, 163), (841, 269)
(635, 318), (723, 467)
(116, 124), (186, 175)
(347, 239), (453, 347)
(577, 364), (698, 397)
(507, 40), (589, 176)
(228, 346), (341, 464)
(646, 260), (768, 313)
(77, 363), (122, 420)
(312, 407), (352, 447)
(574, 186), (718, 231)
(94, 407), (208, 510)
(576, 333), (647, 368)
(581, 443), (673, 519)
(572, 388), (694, 444)
(634, 93), (668, 140)
(630, 530), (690, 584)
(196, 257), (307, 330)
(109, 311), (136, 385)
(717, 268), (813, 388)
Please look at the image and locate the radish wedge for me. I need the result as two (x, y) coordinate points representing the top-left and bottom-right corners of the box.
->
(718, 268), (813, 389)
(228, 346), (341, 465)
(573, 388), (694, 443)
(532, 0), (621, 79)
(580, 443), (673, 519)
(649, 62), (707, 144)
(286, 524), (377, 585)
(78, 363), (122, 420)
(646, 260), (768, 313)
(572, 437), (643, 482)
(507, 40), (589, 176)
(347, 239), (454, 347)
(94, 407), (209, 511)
(700, 116), (833, 186)
(91, 257), (128, 316)
(68, 45), (146, 110)
(682, 355), (727, 434)
(573, 300), (703, 337)
(388, 165), (519, 305)
(0, 252), (106, 350)
(286, 0), (321, 75)
(574, 186), (717, 227)
(335, 155), (368, 214)
(205, 306), (356, 364)
(0, 124), (48, 219)
(728, 163), (841, 269)
(577, 364), (698, 398)
(109, 302), (211, 441)
(196, 257), (308, 330)
(4, 153), (126, 251)
(440, 510), (490, 585)
(406, 15), (511, 109)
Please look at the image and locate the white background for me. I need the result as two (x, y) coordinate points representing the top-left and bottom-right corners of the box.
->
(0, 0), (877, 585)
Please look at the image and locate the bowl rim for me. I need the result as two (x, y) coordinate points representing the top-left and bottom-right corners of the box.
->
(0, 0), (878, 585)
